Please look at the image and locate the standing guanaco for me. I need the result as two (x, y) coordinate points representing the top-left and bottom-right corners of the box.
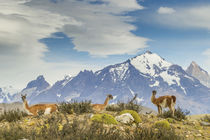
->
(21, 94), (57, 116)
(92, 94), (113, 112)
(151, 90), (176, 116)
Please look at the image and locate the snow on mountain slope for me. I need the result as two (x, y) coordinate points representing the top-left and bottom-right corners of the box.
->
(130, 51), (172, 76)
(130, 51), (189, 94)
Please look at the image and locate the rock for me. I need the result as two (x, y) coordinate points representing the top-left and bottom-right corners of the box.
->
(200, 121), (210, 126)
(115, 113), (134, 124)
(195, 134), (202, 137)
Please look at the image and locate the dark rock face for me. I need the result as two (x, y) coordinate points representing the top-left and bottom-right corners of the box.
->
(23, 75), (50, 92)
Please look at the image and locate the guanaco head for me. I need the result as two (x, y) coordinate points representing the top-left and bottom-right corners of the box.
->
(21, 94), (27, 102)
(152, 90), (157, 96)
(107, 94), (113, 100)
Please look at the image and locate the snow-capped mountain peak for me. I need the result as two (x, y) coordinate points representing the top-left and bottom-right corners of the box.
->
(130, 51), (172, 76)
(186, 61), (210, 88)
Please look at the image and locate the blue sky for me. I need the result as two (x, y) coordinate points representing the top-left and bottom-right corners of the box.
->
(0, 0), (210, 89)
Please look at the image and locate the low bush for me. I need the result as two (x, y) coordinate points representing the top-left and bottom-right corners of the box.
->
(201, 115), (210, 123)
(154, 120), (170, 130)
(91, 113), (118, 125)
(0, 109), (28, 122)
(119, 110), (142, 123)
(161, 107), (190, 121)
(106, 95), (142, 113)
(58, 100), (93, 114)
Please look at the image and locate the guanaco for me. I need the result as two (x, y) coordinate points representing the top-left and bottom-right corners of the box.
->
(151, 90), (176, 116)
(21, 94), (57, 116)
(92, 94), (113, 112)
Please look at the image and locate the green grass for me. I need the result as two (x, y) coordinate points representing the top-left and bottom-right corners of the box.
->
(0, 109), (28, 122)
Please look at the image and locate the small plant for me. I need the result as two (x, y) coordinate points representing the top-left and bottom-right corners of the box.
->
(0, 109), (28, 122)
(166, 118), (175, 123)
(161, 107), (190, 121)
(37, 110), (45, 116)
(58, 100), (93, 114)
(154, 120), (170, 130)
(119, 110), (142, 123)
(201, 115), (210, 123)
(91, 113), (118, 125)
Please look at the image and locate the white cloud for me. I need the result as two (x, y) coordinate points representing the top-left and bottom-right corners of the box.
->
(0, 0), (147, 89)
(27, 0), (147, 56)
(155, 5), (210, 30)
(157, 7), (175, 14)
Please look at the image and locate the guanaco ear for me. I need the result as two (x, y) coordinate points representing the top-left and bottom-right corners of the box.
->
(152, 90), (157, 94)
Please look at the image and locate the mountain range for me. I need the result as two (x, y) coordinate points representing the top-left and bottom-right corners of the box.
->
(1, 51), (210, 114)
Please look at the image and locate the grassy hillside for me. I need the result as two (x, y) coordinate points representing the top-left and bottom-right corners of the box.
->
(0, 102), (209, 140)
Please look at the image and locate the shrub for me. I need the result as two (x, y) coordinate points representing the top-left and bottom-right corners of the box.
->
(106, 102), (142, 113)
(0, 109), (28, 122)
(58, 100), (93, 114)
(106, 94), (142, 113)
(154, 120), (170, 130)
(201, 115), (210, 123)
(119, 110), (142, 123)
(91, 113), (118, 125)
(161, 107), (190, 121)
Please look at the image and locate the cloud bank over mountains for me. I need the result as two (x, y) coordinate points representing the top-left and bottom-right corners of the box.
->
(0, 0), (147, 88)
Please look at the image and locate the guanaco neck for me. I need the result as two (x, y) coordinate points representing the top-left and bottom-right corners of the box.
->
(23, 99), (30, 110)
(151, 95), (156, 104)
(103, 97), (110, 106)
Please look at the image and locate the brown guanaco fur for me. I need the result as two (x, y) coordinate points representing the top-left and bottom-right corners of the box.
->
(21, 94), (57, 116)
(92, 94), (113, 112)
(151, 90), (176, 116)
